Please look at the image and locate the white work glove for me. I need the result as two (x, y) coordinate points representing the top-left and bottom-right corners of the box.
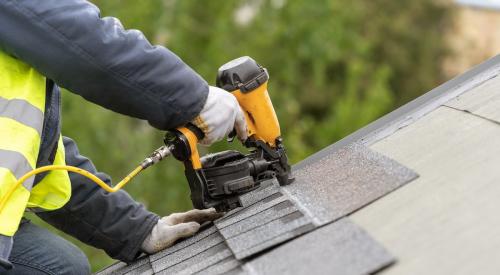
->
(192, 86), (247, 145)
(141, 208), (223, 254)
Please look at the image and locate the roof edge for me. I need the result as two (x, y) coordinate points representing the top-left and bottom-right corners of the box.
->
(294, 54), (500, 170)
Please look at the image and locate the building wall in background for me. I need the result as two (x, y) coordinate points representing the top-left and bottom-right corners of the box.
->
(444, 3), (500, 77)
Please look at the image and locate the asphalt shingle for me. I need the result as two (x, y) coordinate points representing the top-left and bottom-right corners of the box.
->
(155, 242), (233, 275)
(149, 225), (218, 263)
(98, 143), (416, 274)
(444, 74), (500, 124)
(225, 211), (314, 259)
(215, 184), (284, 229)
(214, 181), (316, 260)
(150, 227), (225, 273)
(217, 200), (297, 239)
(285, 142), (418, 226)
(192, 257), (242, 275)
(244, 218), (394, 275)
(96, 256), (151, 275)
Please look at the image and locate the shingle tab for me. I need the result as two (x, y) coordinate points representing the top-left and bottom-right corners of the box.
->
(218, 200), (297, 239)
(245, 218), (394, 275)
(445, 74), (500, 124)
(214, 183), (316, 260)
(124, 261), (154, 275)
(215, 186), (285, 229)
(235, 223), (316, 261)
(96, 256), (152, 275)
(156, 243), (233, 275)
(237, 180), (280, 207)
(285, 142), (418, 226)
(225, 211), (314, 259)
(150, 229), (225, 273)
(149, 225), (218, 262)
(193, 257), (242, 275)
(96, 261), (127, 275)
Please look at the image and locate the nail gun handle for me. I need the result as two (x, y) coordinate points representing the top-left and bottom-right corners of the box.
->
(231, 81), (280, 146)
(216, 56), (281, 147)
(165, 124), (204, 169)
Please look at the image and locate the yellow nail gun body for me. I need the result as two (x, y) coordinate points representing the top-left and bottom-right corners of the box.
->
(166, 56), (294, 211)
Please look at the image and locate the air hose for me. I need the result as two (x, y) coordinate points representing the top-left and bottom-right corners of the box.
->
(0, 145), (173, 213)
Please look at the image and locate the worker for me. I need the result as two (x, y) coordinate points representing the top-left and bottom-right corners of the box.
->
(0, 0), (248, 274)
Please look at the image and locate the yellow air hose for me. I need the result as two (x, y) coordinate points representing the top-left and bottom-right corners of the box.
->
(0, 145), (173, 213)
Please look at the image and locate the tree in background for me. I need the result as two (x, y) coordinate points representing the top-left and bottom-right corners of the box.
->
(40, 0), (452, 271)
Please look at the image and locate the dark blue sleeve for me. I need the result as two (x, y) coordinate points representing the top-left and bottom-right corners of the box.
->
(0, 0), (208, 130)
(37, 137), (160, 262)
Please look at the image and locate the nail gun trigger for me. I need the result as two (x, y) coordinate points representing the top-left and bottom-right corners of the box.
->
(227, 129), (237, 142)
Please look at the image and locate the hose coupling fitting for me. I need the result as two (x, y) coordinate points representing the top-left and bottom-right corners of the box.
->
(140, 145), (174, 169)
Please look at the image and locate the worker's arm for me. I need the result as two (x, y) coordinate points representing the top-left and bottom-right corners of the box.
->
(0, 0), (207, 130)
(37, 137), (160, 262)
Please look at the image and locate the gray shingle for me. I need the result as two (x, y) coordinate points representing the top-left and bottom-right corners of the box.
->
(149, 225), (218, 262)
(237, 180), (280, 207)
(220, 266), (247, 275)
(217, 200), (298, 239)
(192, 257), (242, 275)
(124, 262), (154, 275)
(245, 218), (394, 275)
(234, 223), (316, 260)
(215, 190), (284, 228)
(96, 262), (127, 275)
(225, 211), (314, 259)
(285, 142), (418, 226)
(214, 181), (316, 260)
(155, 243), (233, 275)
(150, 229), (225, 273)
(444, 74), (500, 124)
(96, 256), (151, 275)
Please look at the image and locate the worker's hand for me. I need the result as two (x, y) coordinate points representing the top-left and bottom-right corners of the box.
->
(140, 208), (223, 254)
(192, 86), (247, 146)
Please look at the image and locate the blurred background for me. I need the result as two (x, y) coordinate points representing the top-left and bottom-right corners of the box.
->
(25, 0), (500, 271)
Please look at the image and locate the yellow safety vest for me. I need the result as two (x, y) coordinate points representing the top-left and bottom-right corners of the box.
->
(0, 51), (71, 236)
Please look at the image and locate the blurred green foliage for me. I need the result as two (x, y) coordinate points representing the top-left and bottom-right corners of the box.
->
(28, 0), (452, 271)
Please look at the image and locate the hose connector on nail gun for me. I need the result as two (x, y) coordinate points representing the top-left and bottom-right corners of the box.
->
(140, 145), (174, 169)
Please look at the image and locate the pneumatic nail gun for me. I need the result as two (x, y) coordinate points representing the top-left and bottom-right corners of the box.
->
(164, 56), (294, 212)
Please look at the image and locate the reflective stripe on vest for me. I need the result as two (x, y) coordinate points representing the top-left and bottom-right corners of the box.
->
(0, 51), (71, 236)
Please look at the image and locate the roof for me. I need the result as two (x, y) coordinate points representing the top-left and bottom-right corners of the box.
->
(98, 54), (500, 275)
